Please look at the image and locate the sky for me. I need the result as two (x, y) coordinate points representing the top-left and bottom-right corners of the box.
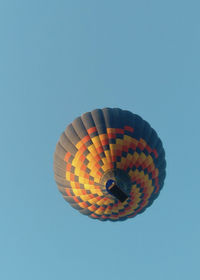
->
(1, 1), (200, 279)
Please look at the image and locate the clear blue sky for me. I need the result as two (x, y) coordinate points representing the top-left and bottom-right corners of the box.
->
(1, 1), (199, 279)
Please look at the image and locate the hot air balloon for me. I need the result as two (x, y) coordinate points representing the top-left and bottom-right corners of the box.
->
(54, 108), (166, 221)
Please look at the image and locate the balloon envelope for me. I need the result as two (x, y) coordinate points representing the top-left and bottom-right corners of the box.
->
(54, 108), (166, 221)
